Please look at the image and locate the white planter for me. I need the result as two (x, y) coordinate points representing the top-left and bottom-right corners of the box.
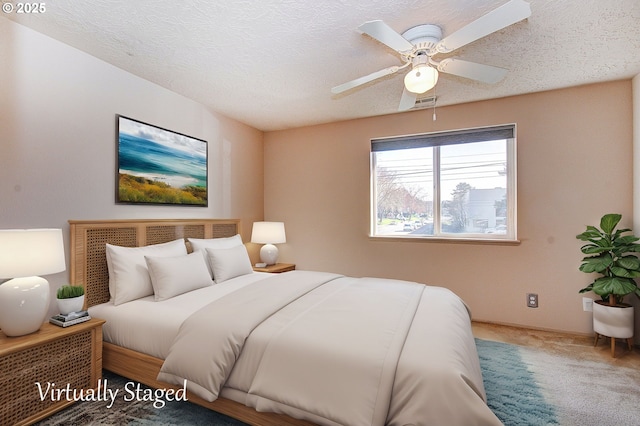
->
(593, 300), (634, 339)
(57, 295), (85, 315)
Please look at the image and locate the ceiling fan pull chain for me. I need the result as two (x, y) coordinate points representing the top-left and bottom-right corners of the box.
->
(432, 88), (437, 121)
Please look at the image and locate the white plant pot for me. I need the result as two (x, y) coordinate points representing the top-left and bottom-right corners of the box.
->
(57, 295), (85, 315)
(593, 300), (634, 339)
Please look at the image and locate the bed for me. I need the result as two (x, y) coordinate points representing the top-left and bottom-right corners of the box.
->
(69, 218), (501, 426)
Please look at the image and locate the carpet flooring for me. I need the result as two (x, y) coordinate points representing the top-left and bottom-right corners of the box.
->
(477, 338), (640, 426)
(36, 339), (640, 425)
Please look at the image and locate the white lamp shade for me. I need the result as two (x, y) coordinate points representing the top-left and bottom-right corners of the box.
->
(404, 65), (438, 94)
(251, 222), (286, 244)
(0, 229), (66, 278)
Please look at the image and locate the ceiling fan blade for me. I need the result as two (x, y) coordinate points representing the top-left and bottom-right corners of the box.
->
(437, 58), (508, 84)
(331, 65), (400, 94)
(435, 0), (531, 54)
(358, 20), (415, 53)
(398, 88), (417, 111)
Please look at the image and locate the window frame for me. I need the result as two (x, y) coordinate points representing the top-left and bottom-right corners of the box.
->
(370, 124), (517, 243)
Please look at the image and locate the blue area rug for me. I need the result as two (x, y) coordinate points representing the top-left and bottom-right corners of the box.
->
(37, 339), (639, 425)
(475, 338), (558, 425)
(36, 341), (555, 425)
(36, 371), (247, 425)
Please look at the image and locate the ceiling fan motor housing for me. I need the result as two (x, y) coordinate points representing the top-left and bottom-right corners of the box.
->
(401, 24), (443, 53)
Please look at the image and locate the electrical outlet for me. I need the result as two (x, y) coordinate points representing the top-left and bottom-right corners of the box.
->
(527, 293), (538, 308)
(582, 297), (593, 312)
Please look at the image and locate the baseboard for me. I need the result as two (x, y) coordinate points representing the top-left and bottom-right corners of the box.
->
(472, 319), (591, 338)
(472, 320), (639, 348)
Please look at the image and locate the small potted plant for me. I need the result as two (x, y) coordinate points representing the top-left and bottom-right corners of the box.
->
(56, 284), (85, 315)
(576, 213), (640, 350)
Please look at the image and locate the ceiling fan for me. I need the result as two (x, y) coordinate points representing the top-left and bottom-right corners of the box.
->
(331, 0), (531, 111)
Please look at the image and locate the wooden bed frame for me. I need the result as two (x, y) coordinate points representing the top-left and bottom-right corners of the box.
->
(69, 219), (313, 426)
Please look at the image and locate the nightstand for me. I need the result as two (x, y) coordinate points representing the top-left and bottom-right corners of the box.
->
(253, 263), (296, 273)
(0, 318), (105, 425)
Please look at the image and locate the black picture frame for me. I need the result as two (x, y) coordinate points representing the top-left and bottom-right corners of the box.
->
(116, 115), (208, 206)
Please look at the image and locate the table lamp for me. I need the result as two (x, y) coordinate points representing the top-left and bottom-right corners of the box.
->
(0, 229), (66, 336)
(251, 222), (286, 265)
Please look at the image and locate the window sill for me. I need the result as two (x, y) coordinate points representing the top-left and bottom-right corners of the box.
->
(368, 235), (521, 245)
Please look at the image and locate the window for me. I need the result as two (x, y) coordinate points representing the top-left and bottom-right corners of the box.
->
(370, 125), (516, 241)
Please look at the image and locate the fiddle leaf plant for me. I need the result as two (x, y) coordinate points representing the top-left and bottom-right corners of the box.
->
(576, 213), (640, 305)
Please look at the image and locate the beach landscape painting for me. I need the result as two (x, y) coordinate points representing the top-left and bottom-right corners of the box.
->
(117, 115), (208, 206)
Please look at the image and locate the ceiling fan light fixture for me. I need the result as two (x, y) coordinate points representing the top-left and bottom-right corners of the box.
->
(404, 64), (438, 94)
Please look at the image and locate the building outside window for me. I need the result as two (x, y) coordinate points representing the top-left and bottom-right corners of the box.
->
(370, 124), (516, 241)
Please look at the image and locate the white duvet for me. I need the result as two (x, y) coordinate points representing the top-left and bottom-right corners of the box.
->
(156, 271), (501, 426)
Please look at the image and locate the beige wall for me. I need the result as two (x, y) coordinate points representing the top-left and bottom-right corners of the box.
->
(0, 19), (265, 315)
(264, 80), (634, 337)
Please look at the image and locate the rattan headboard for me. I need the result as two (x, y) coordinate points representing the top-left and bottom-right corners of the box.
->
(69, 219), (240, 307)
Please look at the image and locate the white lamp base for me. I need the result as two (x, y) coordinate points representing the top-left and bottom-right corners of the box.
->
(0, 276), (50, 336)
(260, 244), (279, 265)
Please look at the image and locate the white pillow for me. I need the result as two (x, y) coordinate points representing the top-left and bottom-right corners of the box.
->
(145, 252), (212, 301)
(188, 234), (243, 278)
(205, 245), (253, 283)
(105, 239), (187, 305)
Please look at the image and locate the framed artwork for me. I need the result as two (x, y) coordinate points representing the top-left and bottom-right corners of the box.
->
(116, 115), (208, 206)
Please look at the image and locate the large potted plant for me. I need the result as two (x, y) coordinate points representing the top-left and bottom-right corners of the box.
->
(576, 213), (640, 354)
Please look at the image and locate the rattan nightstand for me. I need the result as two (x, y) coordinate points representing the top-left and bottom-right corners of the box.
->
(253, 263), (296, 273)
(0, 318), (105, 425)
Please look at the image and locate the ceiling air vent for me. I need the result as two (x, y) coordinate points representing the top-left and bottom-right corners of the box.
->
(410, 96), (436, 110)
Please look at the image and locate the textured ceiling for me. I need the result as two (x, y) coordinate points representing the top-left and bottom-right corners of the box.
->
(4, 0), (640, 131)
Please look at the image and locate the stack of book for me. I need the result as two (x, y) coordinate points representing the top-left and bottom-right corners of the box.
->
(49, 310), (91, 327)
